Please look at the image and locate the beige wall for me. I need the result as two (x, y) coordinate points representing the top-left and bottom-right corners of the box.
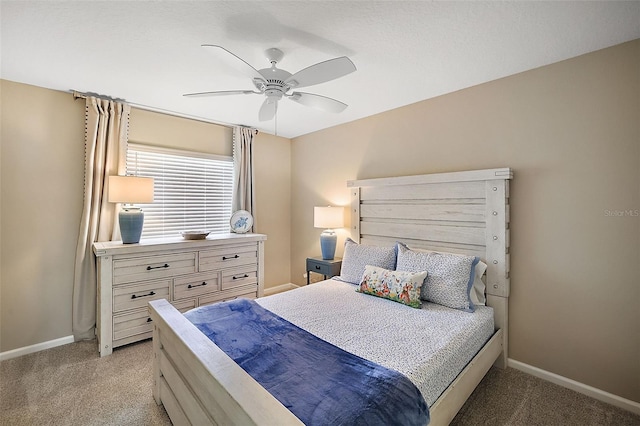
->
(254, 132), (292, 287)
(129, 108), (232, 156)
(1, 81), (85, 351)
(290, 40), (639, 402)
(0, 82), (291, 353)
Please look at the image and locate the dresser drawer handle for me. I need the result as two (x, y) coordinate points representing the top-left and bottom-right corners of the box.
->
(131, 291), (156, 299)
(147, 263), (169, 271)
(232, 274), (249, 280)
(147, 318), (153, 323)
(222, 255), (239, 260)
(315, 265), (321, 270)
(187, 282), (208, 289)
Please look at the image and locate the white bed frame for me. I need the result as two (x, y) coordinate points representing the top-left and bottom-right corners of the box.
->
(148, 167), (512, 425)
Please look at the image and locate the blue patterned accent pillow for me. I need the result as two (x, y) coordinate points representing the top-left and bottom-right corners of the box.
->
(357, 265), (427, 308)
(396, 243), (479, 312)
(338, 238), (397, 284)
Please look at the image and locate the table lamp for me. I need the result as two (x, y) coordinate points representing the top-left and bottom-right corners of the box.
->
(314, 206), (345, 260)
(108, 175), (154, 244)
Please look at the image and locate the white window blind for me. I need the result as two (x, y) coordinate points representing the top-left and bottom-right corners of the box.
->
(126, 143), (234, 239)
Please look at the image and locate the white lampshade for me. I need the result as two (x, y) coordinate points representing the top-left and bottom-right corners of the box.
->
(108, 176), (154, 204)
(314, 206), (345, 229)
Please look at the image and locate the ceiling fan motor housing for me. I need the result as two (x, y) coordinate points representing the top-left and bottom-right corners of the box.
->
(256, 66), (293, 99)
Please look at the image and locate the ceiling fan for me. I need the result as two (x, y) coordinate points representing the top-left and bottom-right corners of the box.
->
(184, 45), (356, 121)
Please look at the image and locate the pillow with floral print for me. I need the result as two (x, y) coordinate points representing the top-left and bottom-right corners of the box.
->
(356, 265), (427, 308)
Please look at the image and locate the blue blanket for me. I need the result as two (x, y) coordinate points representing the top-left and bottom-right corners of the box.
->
(185, 298), (429, 426)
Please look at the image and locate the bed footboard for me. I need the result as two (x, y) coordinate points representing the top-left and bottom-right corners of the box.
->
(428, 329), (503, 425)
(150, 298), (502, 426)
(148, 299), (303, 425)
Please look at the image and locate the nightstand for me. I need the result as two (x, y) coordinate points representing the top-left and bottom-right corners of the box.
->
(306, 257), (342, 285)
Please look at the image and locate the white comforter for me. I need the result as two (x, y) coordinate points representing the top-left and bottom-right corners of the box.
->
(257, 279), (494, 406)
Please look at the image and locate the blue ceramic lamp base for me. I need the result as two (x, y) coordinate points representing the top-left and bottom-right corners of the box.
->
(119, 208), (144, 244)
(320, 229), (337, 260)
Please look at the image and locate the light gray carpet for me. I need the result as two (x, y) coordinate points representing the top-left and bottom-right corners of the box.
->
(1, 340), (171, 425)
(1, 339), (638, 425)
(450, 367), (640, 426)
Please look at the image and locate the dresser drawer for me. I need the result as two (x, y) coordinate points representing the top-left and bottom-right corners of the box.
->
(173, 273), (219, 301)
(221, 265), (257, 291)
(171, 299), (196, 313)
(113, 252), (197, 285)
(113, 308), (153, 342)
(199, 243), (257, 272)
(113, 279), (170, 313)
(198, 284), (258, 306)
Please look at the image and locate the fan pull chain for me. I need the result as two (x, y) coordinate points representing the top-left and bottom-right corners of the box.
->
(274, 102), (278, 136)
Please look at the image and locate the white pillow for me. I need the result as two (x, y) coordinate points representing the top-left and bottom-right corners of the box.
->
(395, 243), (487, 305)
(395, 243), (482, 312)
(338, 238), (397, 284)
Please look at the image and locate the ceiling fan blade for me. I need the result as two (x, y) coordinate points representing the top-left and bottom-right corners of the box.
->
(289, 92), (347, 113)
(183, 90), (258, 98)
(202, 44), (266, 83)
(258, 98), (278, 121)
(285, 57), (356, 89)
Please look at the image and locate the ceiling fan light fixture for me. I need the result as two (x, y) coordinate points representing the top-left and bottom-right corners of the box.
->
(265, 93), (281, 101)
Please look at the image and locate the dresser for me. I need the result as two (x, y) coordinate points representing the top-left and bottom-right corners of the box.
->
(93, 233), (266, 356)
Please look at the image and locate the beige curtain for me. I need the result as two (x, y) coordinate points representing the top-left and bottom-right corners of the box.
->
(72, 97), (129, 340)
(232, 126), (258, 230)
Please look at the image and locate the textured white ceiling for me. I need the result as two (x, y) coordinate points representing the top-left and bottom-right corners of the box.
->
(2, 1), (639, 138)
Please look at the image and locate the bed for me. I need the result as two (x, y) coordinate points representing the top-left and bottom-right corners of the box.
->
(148, 167), (512, 425)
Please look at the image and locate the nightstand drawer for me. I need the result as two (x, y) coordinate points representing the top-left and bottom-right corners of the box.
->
(307, 259), (333, 276)
(306, 257), (342, 285)
(307, 258), (341, 275)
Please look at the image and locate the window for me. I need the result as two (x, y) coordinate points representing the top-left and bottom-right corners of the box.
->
(126, 143), (234, 239)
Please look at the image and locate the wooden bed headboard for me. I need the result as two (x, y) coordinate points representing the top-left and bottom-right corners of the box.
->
(347, 167), (512, 367)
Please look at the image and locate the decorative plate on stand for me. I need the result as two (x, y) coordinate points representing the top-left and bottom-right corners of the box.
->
(230, 210), (253, 233)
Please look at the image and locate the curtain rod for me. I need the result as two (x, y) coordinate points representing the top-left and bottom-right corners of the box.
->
(71, 90), (241, 130)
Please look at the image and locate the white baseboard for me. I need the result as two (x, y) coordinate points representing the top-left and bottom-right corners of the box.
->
(0, 286), (301, 360)
(264, 283), (299, 296)
(508, 358), (640, 415)
(0, 335), (75, 362)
